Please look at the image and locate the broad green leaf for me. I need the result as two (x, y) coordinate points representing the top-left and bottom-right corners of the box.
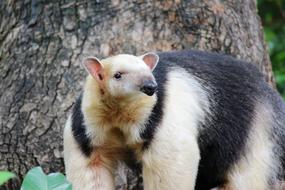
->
(0, 171), (15, 185)
(21, 167), (72, 190)
(21, 167), (47, 190)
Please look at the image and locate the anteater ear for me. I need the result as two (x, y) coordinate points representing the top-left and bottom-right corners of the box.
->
(140, 52), (159, 71)
(82, 57), (104, 81)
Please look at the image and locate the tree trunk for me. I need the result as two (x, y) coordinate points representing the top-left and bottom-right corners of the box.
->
(0, 0), (273, 189)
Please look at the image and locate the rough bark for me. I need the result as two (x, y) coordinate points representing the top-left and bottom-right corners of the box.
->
(0, 0), (273, 189)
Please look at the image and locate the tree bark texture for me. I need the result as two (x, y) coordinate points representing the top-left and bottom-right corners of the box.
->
(0, 0), (273, 189)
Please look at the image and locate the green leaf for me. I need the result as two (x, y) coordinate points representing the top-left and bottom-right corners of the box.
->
(0, 171), (15, 186)
(47, 173), (72, 190)
(21, 167), (47, 190)
(21, 167), (72, 190)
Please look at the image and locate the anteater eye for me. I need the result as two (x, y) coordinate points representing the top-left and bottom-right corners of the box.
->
(114, 72), (122, 80)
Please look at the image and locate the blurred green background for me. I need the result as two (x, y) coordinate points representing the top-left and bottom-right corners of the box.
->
(258, 0), (285, 99)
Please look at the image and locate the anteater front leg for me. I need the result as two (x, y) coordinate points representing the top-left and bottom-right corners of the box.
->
(141, 126), (200, 190)
(64, 122), (115, 190)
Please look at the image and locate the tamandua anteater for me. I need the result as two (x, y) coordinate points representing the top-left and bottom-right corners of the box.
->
(64, 50), (285, 190)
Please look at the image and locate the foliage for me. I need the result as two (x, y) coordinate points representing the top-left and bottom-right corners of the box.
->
(21, 167), (72, 190)
(1, 167), (72, 190)
(258, 0), (285, 99)
(0, 171), (15, 186)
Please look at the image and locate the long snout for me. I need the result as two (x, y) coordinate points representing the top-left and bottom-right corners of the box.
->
(140, 80), (158, 96)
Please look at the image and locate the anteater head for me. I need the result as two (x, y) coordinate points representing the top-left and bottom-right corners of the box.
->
(82, 53), (159, 97)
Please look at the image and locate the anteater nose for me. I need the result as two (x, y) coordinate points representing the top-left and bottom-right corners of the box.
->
(140, 81), (158, 96)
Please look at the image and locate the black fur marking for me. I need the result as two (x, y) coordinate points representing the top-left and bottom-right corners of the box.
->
(71, 94), (93, 157)
(140, 61), (168, 149)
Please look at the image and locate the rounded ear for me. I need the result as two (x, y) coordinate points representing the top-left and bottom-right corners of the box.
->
(140, 52), (159, 71)
(82, 57), (104, 81)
